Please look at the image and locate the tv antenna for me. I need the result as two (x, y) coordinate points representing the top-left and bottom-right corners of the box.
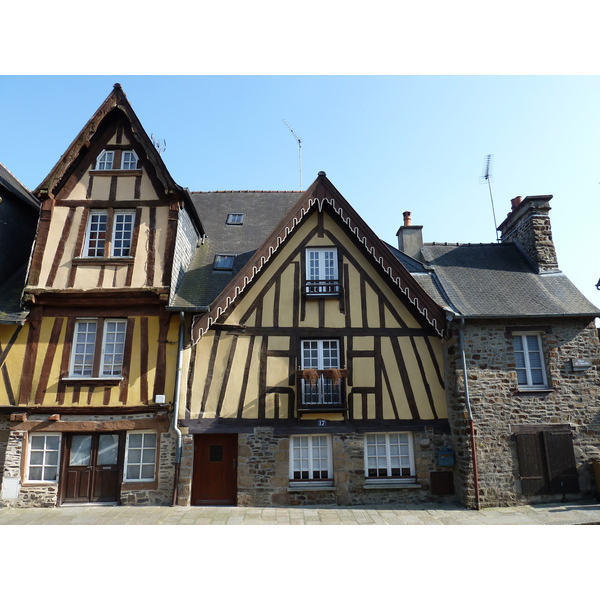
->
(480, 154), (499, 242)
(151, 134), (167, 156)
(283, 119), (302, 190)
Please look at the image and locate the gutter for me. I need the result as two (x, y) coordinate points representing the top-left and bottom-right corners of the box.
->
(171, 311), (185, 506)
(458, 316), (481, 511)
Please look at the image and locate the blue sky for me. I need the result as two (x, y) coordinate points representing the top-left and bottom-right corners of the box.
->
(1, 75), (598, 305)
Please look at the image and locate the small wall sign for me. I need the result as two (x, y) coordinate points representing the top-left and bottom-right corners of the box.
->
(571, 358), (592, 371)
(317, 419), (327, 427)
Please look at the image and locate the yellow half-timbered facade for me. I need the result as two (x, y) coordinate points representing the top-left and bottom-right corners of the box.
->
(1, 85), (202, 507)
(175, 173), (452, 507)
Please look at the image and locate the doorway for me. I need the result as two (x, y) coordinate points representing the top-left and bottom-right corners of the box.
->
(60, 433), (123, 504)
(191, 434), (238, 505)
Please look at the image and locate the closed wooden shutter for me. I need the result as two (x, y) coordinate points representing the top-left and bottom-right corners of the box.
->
(543, 430), (579, 494)
(515, 432), (549, 495)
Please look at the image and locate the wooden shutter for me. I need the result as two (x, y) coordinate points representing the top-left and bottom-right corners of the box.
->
(515, 432), (549, 495)
(543, 430), (579, 494)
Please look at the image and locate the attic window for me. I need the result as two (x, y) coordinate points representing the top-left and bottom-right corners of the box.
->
(121, 150), (139, 170)
(213, 254), (236, 271)
(96, 150), (114, 170)
(226, 213), (245, 225)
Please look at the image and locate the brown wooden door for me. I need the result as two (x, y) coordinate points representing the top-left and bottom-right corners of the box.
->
(191, 434), (238, 505)
(61, 433), (122, 504)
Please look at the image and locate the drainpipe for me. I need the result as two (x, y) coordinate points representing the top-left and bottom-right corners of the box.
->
(171, 311), (185, 506)
(458, 317), (481, 510)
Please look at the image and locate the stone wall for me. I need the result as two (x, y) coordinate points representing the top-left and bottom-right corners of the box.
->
(235, 426), (455, 507)
(0, 414), (176, 508)
(444, 317), (600, 508)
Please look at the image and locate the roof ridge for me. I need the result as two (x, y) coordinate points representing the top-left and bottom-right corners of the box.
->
(190, 190), (302, 194)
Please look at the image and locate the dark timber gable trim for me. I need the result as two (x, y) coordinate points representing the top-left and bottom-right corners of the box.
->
(191, 172), (446, 341)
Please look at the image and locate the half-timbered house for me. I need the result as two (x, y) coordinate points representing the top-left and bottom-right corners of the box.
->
(171, 172), (454, 507)
(0, 85), (203, 507)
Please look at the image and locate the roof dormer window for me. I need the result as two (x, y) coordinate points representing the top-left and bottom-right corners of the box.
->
(121, 150), (139, 170)
(226, 213), (245, 225)
(213, 254), (236, 271)
(96, 150), (114, 170)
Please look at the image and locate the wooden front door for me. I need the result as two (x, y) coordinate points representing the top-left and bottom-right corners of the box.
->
(191, 434), (238, 505)
(60, 433), (123, 504)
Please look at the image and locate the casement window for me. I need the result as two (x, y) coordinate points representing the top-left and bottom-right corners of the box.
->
(226, 213), (245, 225)
(364, 432), (416, 482)
(28, 433), (61, 482)
(95, 150), (115, 170)
(213, 253), (236, 271)
(289, 434), (333, 486)
(69, 318), (127, 378)
(83, 209), (135, 258)
(120, 150), (139, 170)
(300, 339), (343, 407)
(94, 149), (139, 170)
(512, 333), (548, 388)
(124, 432), (157, 482)
(305, 247), (340, 295)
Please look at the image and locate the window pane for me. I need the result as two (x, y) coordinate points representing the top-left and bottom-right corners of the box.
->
(112, 212), (135, 257)
(86, 212), (108, 257)
(70, 435), (92, 466)
(98, 434), (119, 465)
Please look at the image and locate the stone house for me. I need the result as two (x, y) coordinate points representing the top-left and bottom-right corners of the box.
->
(395, 197), (600, 508)
(1, 84), (598, 509)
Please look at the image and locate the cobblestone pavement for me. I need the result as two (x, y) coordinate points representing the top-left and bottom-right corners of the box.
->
(0, 500), (598, 525)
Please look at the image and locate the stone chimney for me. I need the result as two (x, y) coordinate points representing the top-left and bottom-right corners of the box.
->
(396, 211), (423, 260)
(497, 195), (559, 272)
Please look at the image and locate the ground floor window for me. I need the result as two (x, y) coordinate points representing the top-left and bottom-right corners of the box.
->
(289, 434), (333, 486)
(364, 432), (415, 482)
(28, 433), (61, 482)
(124, 431), (158, 482)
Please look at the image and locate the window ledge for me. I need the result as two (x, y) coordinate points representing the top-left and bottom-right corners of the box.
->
(363, 482), (421, 490)
(512, 387), (555, 395)
(73, 257), (134, 265)
(62, 377), (123, 386)
(288, 486), (336, 492)
(89, 169), (142, 176)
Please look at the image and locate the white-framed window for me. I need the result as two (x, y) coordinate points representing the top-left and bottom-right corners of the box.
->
(28, 433), (61, 482)
(226, 213), (245, 225)
(95, 150), (115, 170)
(83, 210), (135, 258)
(300, 339), (342, 406)
(289, 434), (333, 486)
(213, 253), (236, 271)
(124, 431), (157, 482)
(305, 247), (339, 295)
(69, 318), (127, 378)
(513, 333), (548, 388)
(365, 432), (415, 481)
(121, 150), (139, 170)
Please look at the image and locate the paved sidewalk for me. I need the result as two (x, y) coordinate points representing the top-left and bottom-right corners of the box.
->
(0, 500), (598, 525)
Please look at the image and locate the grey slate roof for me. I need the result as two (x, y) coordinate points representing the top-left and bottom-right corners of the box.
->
(0, 264), (29, 324)
(0, 164), (39, 324)
(414, 242), (600, 318)
(0, 163), (39, 210)
(172, 191), (302, 309)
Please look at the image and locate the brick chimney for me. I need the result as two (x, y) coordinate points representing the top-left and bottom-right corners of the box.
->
(497, 195), (559, 272)
(396, 211), (423, 260)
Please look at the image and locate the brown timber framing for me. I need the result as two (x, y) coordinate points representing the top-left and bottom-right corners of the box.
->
(191, 173), (446, 342)
(180, 417), (450, 435)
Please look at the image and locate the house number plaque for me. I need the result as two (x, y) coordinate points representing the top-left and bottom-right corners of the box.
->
(317, 419), (327, 427)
